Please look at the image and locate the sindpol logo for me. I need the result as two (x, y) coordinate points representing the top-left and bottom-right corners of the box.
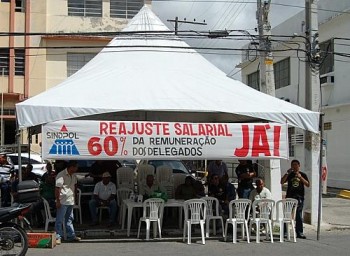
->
(47, 125), (80, 155)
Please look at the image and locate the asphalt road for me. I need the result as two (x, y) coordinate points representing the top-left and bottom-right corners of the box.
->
(27, 229), (350, 256)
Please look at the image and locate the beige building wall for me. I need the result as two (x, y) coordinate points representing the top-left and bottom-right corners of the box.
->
(0, 0), (145, 153)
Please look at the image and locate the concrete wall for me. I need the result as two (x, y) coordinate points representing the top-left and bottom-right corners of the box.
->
(240, 6), (350, 189)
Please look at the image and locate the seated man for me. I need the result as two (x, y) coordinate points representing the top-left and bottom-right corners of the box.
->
(175, 176), (197, 200)
(249, 178), (272, 202)
(139, 174), (166, 199)
(221, 175), (236, 202)
(208, 174), (228, 214)
(40, 162), (56, 210)
(89, 172), (117, 227)
(11, 164), (44, 227)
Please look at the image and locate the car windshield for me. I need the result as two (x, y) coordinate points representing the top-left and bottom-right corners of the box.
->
(147, 160), (190, 174)
(8, 156), (42, 165)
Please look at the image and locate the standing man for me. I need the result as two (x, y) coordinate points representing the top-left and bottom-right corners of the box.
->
(55, 160), (81, 244)
(207, 160), (228, 181)
(89, 172), (117, 227)
(281, 159), (309, 239)
(235, 160), (256, 199)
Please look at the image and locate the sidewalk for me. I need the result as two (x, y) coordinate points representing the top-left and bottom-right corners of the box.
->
(304, 190), (350, 233)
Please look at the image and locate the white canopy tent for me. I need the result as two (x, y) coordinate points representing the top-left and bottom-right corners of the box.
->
(16, 5), (319, 133)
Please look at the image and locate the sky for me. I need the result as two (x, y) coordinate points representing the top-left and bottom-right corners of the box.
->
(151, 0), (348, 80)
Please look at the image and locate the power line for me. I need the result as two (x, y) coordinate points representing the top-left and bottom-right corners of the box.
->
(153, 0), (350, 14)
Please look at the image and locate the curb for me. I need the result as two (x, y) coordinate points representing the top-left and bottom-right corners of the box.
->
(337, 190), (350, 200)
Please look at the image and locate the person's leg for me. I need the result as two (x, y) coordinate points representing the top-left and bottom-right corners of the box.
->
(64, 205), (77, 240)
(108, 199), (117, 224)
(242, 188), (251, 199)
(295, 198), (304, 235)
(89, 199), (98, 224)
(32, 199), (44, 227)
(55, 204), (67, 240)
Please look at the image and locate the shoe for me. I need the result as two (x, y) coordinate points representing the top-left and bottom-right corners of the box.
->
(297, 234), (306, 239)
(66, 236), (81, 242)
(56, 239), (61, 245)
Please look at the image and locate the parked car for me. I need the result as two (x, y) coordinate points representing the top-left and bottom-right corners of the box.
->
(120, 159), (137, 170)
(136, 159), (192, 176)
(7, 153), (46, 177)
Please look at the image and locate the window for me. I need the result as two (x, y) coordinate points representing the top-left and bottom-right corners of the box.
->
(288, 127), (295, 157)
(247, 70), (260, 90)
(0, 48), (25, 76)
(14, 49), (25, 75)
(324, 122), (332, 130)
(319, 39), (334, 75)
(274, 58), (290, 89)
(68, 0), (102, 17)
(110, 0), (143, 19)
(15, 0), (25, 12)
(0, 48), (9, 75)
(67, 53), (96, 77)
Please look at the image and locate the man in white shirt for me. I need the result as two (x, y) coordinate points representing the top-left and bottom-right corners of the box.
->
(55, 160), (80, 244)
(139, 174), (166, 199)
(89, 172), (117, 227)
(249, 179), (272, 202)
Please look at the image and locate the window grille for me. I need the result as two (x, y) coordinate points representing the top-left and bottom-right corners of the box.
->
(274, 57), (290, 89)
(68, 0), (102, 17)
(247, 70), (260, 90)
(0, 48), (25, 76)
(110, 0), (143, 19)
(67, 53), (96, 77)
(319, 39), (334, 75)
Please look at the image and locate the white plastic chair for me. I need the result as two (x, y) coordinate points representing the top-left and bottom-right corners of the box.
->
(275, 198), (298, 243)
(42, 197), (56, 232)
(155, 165), (174, 198)
(116, 166), (134, 190)
(183, 199), (207, 245)
(73, 188), (82, 224)
(98, 206), (110, 223)
(43, 197), (66, 239)
(117, 188), (133, 225)
(137, 164), (155, 190)
(202, 197), (224, 238)
(224, 199), (251, 243)
(249, 199), (275, 243)
(137, 198), (165, 240)
(156, 165), (173, 184)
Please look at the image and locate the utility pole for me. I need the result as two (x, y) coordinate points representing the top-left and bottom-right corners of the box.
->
(256, 0), (282, 204)
(304, 0), (321, 229)
(167, 17), (206, 35)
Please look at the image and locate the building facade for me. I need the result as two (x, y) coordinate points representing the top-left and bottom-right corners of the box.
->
(0, 0), (147, 153)
(238, 4), (350, 189)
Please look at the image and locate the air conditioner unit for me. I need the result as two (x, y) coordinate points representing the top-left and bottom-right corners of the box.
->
(320, 73), (334, 86)
(291, 134), (304, 145)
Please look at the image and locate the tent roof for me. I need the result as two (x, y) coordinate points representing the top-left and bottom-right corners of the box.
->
(16, 5), (319, 133)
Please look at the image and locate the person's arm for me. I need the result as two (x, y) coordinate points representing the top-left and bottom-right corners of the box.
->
(281, 169), (292, 184)
(107, 193), (115, 202)
(239, 170), (255, 180)
(55, 175), (64, 208)
(298, 172), (310, 187)
(55, 187), (61, 208)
